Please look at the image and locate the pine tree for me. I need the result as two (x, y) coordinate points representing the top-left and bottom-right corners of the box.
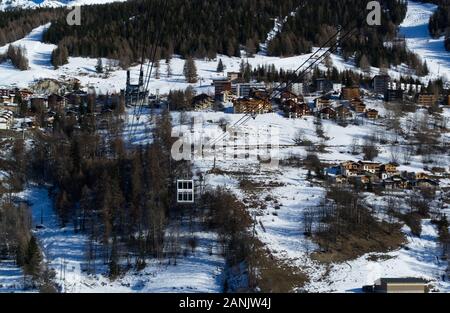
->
(359, 54), (370, 73)
(217, 58), (225, 73)
(23, 236), (42, 278)
(183, 57), (198, 83)
(51, 44), (69, 69)
(96, 58), (104, 73)
(166, 57), (172, 78)
(7, 45), (28, 70)
(154, 59), (160, 79)
(109, 236), (120, 279)
(245, 38), (256, 57)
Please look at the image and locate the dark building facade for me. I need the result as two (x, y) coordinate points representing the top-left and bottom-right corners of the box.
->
(384, 89), (404, 103)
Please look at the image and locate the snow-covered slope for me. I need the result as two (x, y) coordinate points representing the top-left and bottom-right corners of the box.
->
(0, 0), (128, 11)
(19, 186), (224, 293)
(400, 1), (450, 81)
(1, 1), (448, 95)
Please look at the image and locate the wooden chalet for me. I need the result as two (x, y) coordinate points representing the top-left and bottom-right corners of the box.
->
(384, 175), (409, 190)
(380, 163), (399, 179)
(335, 105), (353, 120)
(315, 97), (332, 110)
(358, 161), (381, 174)
(17, 88), (34, 100)
(320, 106), (336, 119)
(284, 100), (311, 118)
(192, 94), (214, 111)
(280, 90), (300, 103)
(233, 98), (272, 114)
(417, 93), (437, 107)
(48, 94), (67, 111)
(341, 86), (360, 100)
(341, 161), (360, 177)
(366, 109), (379, 119)
(350, 98), (366, 113)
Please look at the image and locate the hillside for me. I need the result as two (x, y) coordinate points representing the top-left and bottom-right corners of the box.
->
(2, 0), (410, 68)
(0, 0), (127, 11)
(0, 0), (450, 296)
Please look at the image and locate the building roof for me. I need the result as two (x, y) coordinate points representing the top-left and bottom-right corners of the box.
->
(192, 94), (212, 102)
(377, 278), (427, 284)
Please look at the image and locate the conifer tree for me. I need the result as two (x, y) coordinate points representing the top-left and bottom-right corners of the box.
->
(183, 57), (198, 83)
(217, 58), (225, 73)
(96, 58), (104, 74)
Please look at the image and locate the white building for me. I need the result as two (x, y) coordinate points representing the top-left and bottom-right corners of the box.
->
(232, 83), (266, 98)
(0, 110), (14, 130)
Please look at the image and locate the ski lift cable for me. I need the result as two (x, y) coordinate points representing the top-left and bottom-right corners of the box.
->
(208, 26), (358, 148)
(128, 0), (158, 138)
(269, 23), (350, 100)
(131, 0), (168, 138)
(136, 0), (170, 120)
(208, 22), (357, 147)
(272, 25), (358, 100)
(131, 0), (169, 139)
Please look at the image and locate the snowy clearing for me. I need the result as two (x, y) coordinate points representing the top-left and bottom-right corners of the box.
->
(400, 1), (450, 81)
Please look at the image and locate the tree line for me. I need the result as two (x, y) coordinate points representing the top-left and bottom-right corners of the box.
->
(268, 0), (411, 68)
(0, 139), (56, 291)
(0, 0), (429, 73)
(28, 105), (197, 277)
(0, 44), (29, 70)
(41, 0), (303, 67)
(428, 0), (450, 51)
(0, 8), (64, 47)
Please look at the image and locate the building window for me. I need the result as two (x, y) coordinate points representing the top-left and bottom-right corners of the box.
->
(177, 180), (194, 203)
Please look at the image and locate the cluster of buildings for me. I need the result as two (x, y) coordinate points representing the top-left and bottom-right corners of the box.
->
(211, 73), (272, 114)
(373, 74), (450, 107)
(278, 86), (379, 121)
(206, 74), (386, 119)
(206, 73), (450, 117)
(327, 160), (440, 191)
(0, 85), (124, 130)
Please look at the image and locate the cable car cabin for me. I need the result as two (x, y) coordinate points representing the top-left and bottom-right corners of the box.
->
(177, 179), (195, 203)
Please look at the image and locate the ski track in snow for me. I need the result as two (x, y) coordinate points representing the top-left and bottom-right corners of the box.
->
(0, 261), (28, 293)
(400, 1), (450, 81)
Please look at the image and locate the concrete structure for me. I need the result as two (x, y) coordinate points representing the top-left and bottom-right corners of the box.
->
(213, 79), (232, 98)
(315, 78), (333, 93)
(373, 74), (391, 95)
(374, 278), (427, 293)
(384, 89), (404, 103)
(232, 83), (266, 98)
(291, 83), (305, 96)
